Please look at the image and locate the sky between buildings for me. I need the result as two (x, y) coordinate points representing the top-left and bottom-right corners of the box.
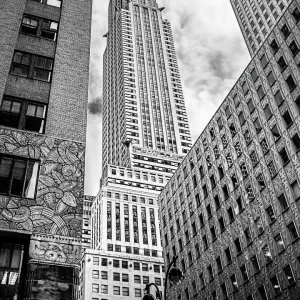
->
(84, 0), (251, 196)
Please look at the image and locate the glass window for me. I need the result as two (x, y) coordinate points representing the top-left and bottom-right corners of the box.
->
(113, 286), (120, 295)
(283, 264), (295, 285)
(101, 271), (107, 280)
(287, 222), (299, 241)
(270, 275), (281, 295)
(101, 285), (108, 294)
(92, 270), (99, 279)
(92, 284), (99, 293)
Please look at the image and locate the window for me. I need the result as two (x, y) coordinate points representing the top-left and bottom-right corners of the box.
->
(286, 75), (296, 91)
(266, 206), (276, 223)
(233, 94), (239, 107)
(250, 68), (258, 82)
(263, 104), (272, 120)
(122, 273), (129, 282)
(181, 259), (186, 273)
(267, 72), (276, 86)
(227, 207), (234, 223)
(203, 185), (208, 198)
(291, 181), (300, 200)
(287, 222), (299, 241)
(230, 274), (238, 291)
(100, 258), (106, 267)
(0, 155), (39, 198)
(229, 123), (236, 136)
(207, 265), (213, 281)
(258, 286), (267, 300)
(292, 134), (300, 152)
(251, 255), (260, 273)
(283, 264), (295, 285)
(32, 0), (62, 7)
(210, 226), (216, 241)
(271, 124), (280, 141)
(281, 24), (290, 39)
(244, 227), (252, 245)
(282, 110), (292, 127)
(100, 284), (108, 295)
(135, 289), (142, 297)
(195, 194), (200, 207)
(92, 270), (99, 279)
(154, 265), (160, 273)
(185, 231), (190, 244)
(192, 222), (197, 236)
(292, 7), (300, 23)
(143, 276), (149, 284)
(216, 256), (222, 273)
(225, 247), (232, 264)
(242, 81), (249, 95)
(214, 195), (221, 210)
(260, 54), (268, 69)
(122, 287), (129, 296)
(218, 166), (224, 179)
(199, 273), (205, 289)
(134, 275), (141, 284)
(255, 217), (264, 235)
(210, 175), (216, 189)
(133, 262), (140, 270)
(262, 244), (272, 264)
(247, 98), (255, 113)
(240, 265), (248, 282)
(113, 260), (119, 268)
(101, 271), (108, 280)
(270, 275), (281, 295)
(219, 217), (225, 232)
(221, 282), (228, 299)
(92, 284), (99, 293)
(238, 112), (245, 125)
(113, 286), (120, 295)
(154, 277), (161, 286)
(188, 252), (193, 266)
(254, 117), (262, 133)
(195, 243), (200, 258)
(287, 31), (297, 48)
(274, 233), (285, 253)
(202, 235), (208, 249)
(277, 56), (287, 72)
(274, 90), (284, 107)
(217, 116), (223, 129)
(21, 14), (58, 41)
(222, 185), (229, 199)
(199, 214), (204, 228)
(279, 148), (289, 165)
(225, 106), (231, 118)
(206, 204), (212, 219)
(278, 194), (289, 211)
(257, 86), (265, 100)
(234, 238), (242, 254)
(270, 39), (279, 53)
(10, 51), (53, 82)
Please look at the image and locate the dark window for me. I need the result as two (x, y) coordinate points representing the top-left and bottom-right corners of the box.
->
(286, 75), (296, 91)
(229, 123), (236, 136)
(271, 124), (280, 141)
(274, 233), (285, 253)
(10, 51), (53, 82)
(250, 68), (258, 82)
(225, 106), (231, 118)
(203, 184), (208, 198)
(199, 165), (204, 178)
(218, 166), (224, 179)
(0, 155), (39, 198)
(210, 175), (216, 188)
(21, 14), (58, 41)
(281, 24), (290, 39)
(257, 174), (265, 190)
(242, 81), (249, 95)
(282, 110), (292, 127)
(244, 227), (252, 245)
(258, 286), (267, 300)
(247, 98), (255, 113)
(219, 217), (225, 232)
(181, 259), (186, 273)
(292, 134), (300, 152)
(230, 274), (238, 291)
(270, 39), (279, 53)
(250, 151), (258, 166)
(291, 181), (300, 200)
(262, 244), (272, 264)
(260, 54), (268, 69)
(233, 94), (239, 107)
(222, 185), (229, 199)
(221, 283), (228, 299)
(234, 238), (242, 254)
(225, 247), (232, 264)
(240, 265), (248, 282)
(287, 222), (299, 241)
(236, 197), (243, 213)
(202, 235), (208, 249)
(199, 214), (204, 227)
(217, 116), (223, 129)
(266, 206), (276, 223)
(279, 147), (289, 165)
(270, 275), (281, 295)
(207, 265), (213, 280)
(263, 104), (272, 120)
(199, 273), (205, 289)
(278, 194), (289, 211)
(274, 90), (284, 107)
(277, 56), (287, 72)
(231, 174), (238, 188)
(195, 193), (200, 206)
(292, 7), (300, 23)
(210, 226), (216, 241)
(216, 256), (222, 272)
(227, 207), (234, 223)
(267, 72), (276, 86)
(251, 255), (260, 273)
(283, 264), (295, 285)
(214, 195), (220, 210)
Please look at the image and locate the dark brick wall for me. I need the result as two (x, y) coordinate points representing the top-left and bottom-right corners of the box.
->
(45, 0), (92, 142)
(24, 0), (61, 22)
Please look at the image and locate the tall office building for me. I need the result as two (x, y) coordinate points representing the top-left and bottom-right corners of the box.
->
(230, 0), (291, 56)
(79, 0), (192, 299)
(159, 1), (300, 300)
(0, 0), (91, 299)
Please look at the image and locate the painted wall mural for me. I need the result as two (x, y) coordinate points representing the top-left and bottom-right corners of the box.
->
(0, 128), (85, 239)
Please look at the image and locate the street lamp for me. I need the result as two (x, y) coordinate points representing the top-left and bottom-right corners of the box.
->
(142, 256), (184, 300)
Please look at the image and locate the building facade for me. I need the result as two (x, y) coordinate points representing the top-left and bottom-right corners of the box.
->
(230, 0), (292, 57)
(0, 0), (91, 299)
(80, 0), (192, 299)
(159, 1), (300, 299)
(82, 196), (94, 252)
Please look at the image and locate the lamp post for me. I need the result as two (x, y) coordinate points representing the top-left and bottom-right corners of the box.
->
(142, 255), (184, 300)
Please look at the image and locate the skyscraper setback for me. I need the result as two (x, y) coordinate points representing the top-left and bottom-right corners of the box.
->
(79, 0), (192, 299)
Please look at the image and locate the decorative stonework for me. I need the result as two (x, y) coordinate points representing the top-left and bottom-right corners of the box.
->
(0, 128), (85, 238)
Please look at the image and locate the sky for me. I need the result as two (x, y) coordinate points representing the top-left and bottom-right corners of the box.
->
(84, 0), (251, 196)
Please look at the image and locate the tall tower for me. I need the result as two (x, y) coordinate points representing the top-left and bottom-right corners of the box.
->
(230, 0), (291, 56)
(0, 0), (91, 299)
(79, 0), (192, 299)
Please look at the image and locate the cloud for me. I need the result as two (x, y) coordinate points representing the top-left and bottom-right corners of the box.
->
(84, 0), (251, 196)
(88, 97), (103, 115)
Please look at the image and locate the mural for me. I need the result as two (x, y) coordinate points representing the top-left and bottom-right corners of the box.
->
(0, 128), (85, 239)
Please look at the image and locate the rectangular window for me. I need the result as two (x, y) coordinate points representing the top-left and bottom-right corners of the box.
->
(287, 222), (299, 241)
(254, 117), (262, 132)
(122, 287), (129, 296)
(247, 98), (255, 113)
(274, 90), (284, 107)
(278, 194), (289, 211)
(283, 264), (295, 285)
(92, 270), (99, 279)
(251, 68), (258, 82)
(0, 155), (39, 198)
(262, 244), (272, 264)
(257, 86), (265, 100)
(92, 284), (99, 293)
(225, 247), (232, 264)
(101, 271), (107, 280)
(270, 275), (281, 295)
(10, 51), (53, 82)
(258, 285), (267, 300)
(244, 227), (252, 245)
(134, 275), (141, 284)
(238, 111), (246, 125)
(240, 264), (249, 282)
(274, 233), (285, 253)
(234, 238), (242, 254)
(292, 134), (300, 152)
(286, 75), (296, 91)
(216, 256), (222, 273)
(279, 148), (289, 165)
(135, 289), (142, 297)
(230, 274), (238, 291)
(113, 286), (120, 295)
(267, 72), (276, 86)
(122, 273), (129, 282)
(281, 24), (290, 39)
(266, 206), (276, 223)
(264, 104), (272, 120)
(251, 255), (260, 273)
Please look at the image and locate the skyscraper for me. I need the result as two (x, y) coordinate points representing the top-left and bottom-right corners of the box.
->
(79, 0), (192, 299)
(230, 0), (291, 56)
(159, 1), (300, 300)
(0, 0), (91, 299)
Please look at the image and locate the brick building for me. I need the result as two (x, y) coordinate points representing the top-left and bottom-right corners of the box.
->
(0, 0), (91, 299)
(159, 1), (300, 299)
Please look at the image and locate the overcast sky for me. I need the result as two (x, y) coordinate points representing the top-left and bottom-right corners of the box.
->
(84, 0), (251, 196)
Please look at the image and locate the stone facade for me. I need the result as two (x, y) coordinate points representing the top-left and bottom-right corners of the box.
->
(0, 0), (91, 299)
(159, 2), (300, 300)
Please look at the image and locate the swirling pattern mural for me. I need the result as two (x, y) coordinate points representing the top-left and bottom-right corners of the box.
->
(0, 128), (85, 239)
